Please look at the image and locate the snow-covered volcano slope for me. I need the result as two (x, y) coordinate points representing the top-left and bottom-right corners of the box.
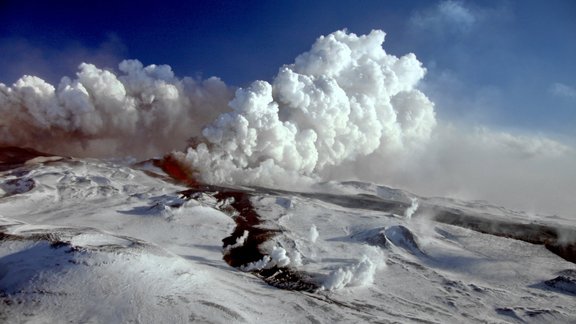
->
(0, 151), (575, 323)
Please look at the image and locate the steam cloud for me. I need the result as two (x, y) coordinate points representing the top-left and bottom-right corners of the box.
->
(1, 30), (435, 183)
(178, 30), (436, 186)
(1, 29), (574, 217)
(0, 60), (233, 157)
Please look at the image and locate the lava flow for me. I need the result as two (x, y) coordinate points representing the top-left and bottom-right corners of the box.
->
(156, 154), (319, 292)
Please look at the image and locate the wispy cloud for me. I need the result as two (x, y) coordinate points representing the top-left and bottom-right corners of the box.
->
(550, 82), (576, 100)
(409, 0), (477, 35)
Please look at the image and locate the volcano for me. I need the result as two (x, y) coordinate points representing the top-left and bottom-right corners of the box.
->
(0, 148), (575, 323)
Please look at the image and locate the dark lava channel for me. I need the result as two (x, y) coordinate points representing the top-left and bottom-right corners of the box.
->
(158, 157), (319, 292)
(179, 187), (319, 292)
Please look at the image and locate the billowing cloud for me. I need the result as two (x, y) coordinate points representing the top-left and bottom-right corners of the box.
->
(0, 60), (233, 158)
(176, 30), (436, 187)
(2, 28), (574, 218)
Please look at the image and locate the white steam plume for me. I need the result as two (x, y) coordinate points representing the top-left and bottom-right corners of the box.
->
(1, 30), (434, 184)
(178, 30), (436, 187)
(0, 60), (233, 158)
(404, 198), (419, 220)
(2, 28), (574, 217)
(309, 224), (319, 243)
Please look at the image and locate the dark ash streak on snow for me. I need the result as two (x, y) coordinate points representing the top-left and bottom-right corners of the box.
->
(158, 157), (320, 292)
(179, 187), (319, 292)
(424, 204), (576, 264)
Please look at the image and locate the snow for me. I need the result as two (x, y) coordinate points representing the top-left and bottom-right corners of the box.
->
(1, 157), (575, 323)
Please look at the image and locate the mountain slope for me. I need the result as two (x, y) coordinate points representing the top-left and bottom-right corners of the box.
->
(0, 152), (574, 323)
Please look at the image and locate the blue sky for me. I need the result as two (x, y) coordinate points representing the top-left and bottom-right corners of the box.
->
(1, 0), (575, 139)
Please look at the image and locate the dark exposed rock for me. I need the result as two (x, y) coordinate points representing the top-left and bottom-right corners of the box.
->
(384, 225), (423, 255)
(0, 147), (57, 172)
(544, 269), (576, 295)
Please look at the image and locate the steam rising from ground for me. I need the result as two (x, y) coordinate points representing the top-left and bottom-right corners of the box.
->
(1, 29), (574, 217)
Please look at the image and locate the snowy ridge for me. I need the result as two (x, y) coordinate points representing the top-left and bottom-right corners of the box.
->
(0, 217), (238, 323)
